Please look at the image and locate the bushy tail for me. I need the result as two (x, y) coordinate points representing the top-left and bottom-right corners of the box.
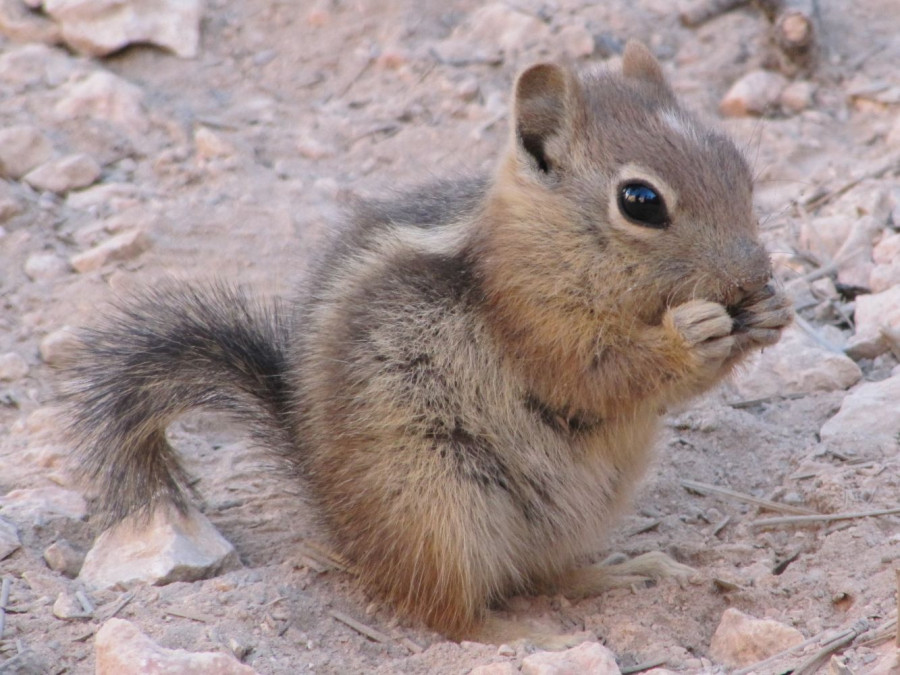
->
(62, 282), (292, 526)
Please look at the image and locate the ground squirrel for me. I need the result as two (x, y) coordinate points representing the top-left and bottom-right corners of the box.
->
(63, 41), (793, 644)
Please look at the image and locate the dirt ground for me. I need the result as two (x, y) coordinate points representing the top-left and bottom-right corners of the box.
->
(1, 1), (899, 673)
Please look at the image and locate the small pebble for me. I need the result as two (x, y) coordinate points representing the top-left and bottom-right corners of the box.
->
(44, 539), (85, 578)
(24, 154), (102, 194)
(70, 229), (150, 273)
(39, 326), (80, 366)
(720, 70), (789, 117)
(0, 352), (29, 381)
(24, 252), (70, 281)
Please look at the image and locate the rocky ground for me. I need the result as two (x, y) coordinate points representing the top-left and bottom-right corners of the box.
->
(0, 1), (899, 673)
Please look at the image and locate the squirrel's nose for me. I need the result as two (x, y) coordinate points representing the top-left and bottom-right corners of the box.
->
(720, 237), (772, 306)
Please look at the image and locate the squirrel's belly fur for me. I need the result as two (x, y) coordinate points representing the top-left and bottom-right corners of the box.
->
(61, 41), (793, 641)
(294, 225), (661, 635)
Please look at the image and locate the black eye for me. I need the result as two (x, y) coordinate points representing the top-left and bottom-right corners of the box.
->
(618, 181), (669, 228)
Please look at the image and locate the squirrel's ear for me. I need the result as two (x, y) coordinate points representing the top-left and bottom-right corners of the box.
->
(622, 40), (667, 88)
(512, 63), (575, 175)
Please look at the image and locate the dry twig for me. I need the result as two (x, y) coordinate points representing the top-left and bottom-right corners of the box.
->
(163, 607), (216, 623)
(96, 592), (135, 622)
(793, 619), (869, 674)
(678, 0), (749, 26)
(329, 609), (394, 644)
(681, 479), (817, 515)
(803, 156), (900, 212)
(751, 505), (900, 529)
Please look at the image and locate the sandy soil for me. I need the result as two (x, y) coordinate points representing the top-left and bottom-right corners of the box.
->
(1, 1), (898, 673)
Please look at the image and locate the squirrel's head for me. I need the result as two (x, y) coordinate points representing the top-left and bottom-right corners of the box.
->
(489, 41), (772, 321)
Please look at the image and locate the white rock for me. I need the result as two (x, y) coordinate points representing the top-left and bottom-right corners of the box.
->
(798, 215), (852, 262)
(66, 182), (141, 214)
(295, 137), (335, 161)
(55, 71), (149, 138)
(720, 70), (789, 117)
(866, 642), (900, 675)
(819, 374), (900, 452)
(24, 153), (101, 193)
(846, 285), (900, 359)
(435, 3), (551, 64)
(870, 232), (900, 292)
(0, 43), (75, 87)
(556, 24), (594, 60)
(0, 517), (20, 560)
(0, 192), (21, 221)
(830, 182), (892, 224)
(96, 618), (259, 675)
(799, 214), (881, 288)
(23, 406), (62, 436)
(44, 0), (203, 58)
(870, 262), (900, 293)
(44, 539), (84, 577)
(79, 506), (241, 590)
(53, 591), (89, 619)
(873, 232), (900, 265)
(25, 251), (70, 280)
(521, 642), (620, 675)
(731, 324), (861, 398)
(70, 228), (149, 273)
(709, 608), (804, 668)
(23, 444), (67, 470)
(40, 326), (80, 365)
(0, 0), (61, 45)
(195, 126), (234, 160)
(0, 486), (88, 523)
(0, 125), (53, 179)
(0, 352), (28, 381)
(471, 664), (517, 675)
(780, 80), (816, 114)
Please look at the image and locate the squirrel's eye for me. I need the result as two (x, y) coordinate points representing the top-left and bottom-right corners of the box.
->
(618, 182), (669, 228)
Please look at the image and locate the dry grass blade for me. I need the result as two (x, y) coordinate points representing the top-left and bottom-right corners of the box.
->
(329, 609), (394, 644)
(856, 613), (896, 647)
(163, 608), (216, 623)
(729, 392), (806, 409)
(751, 505), (900, 529)
(621, 656), (668, 673)
(96, 592), (134, 622)
(793, 313), (844, 352)
(681, 479), (818, 515)
(802, 155), (900, 212)
(679, 0), (749, 26)
(397, 636), (425, 654)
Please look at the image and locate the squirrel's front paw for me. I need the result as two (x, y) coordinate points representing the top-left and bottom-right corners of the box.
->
(728, 283), (793, 352)
(665, 299), (735, 370)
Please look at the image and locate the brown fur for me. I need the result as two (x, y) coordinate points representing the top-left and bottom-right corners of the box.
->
(63, 41), (792, 643)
